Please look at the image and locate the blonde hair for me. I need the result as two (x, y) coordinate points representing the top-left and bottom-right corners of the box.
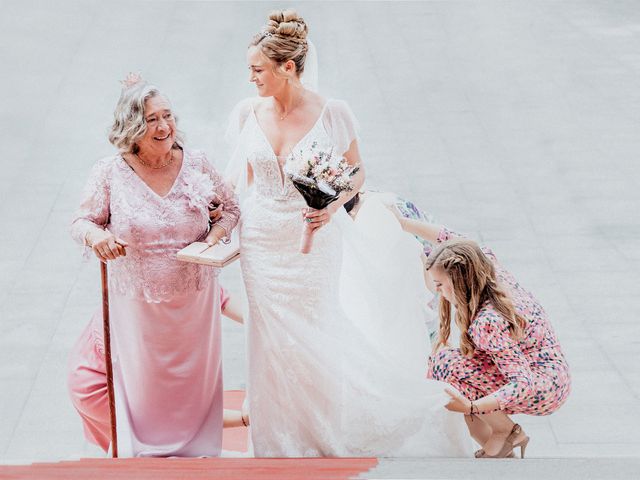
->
(251, 9), (309, 76)
(108, 81), (183, 154)
(425, 238), (526, 357)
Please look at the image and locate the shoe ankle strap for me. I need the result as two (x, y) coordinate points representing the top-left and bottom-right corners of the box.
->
(507, 424), (522, 442)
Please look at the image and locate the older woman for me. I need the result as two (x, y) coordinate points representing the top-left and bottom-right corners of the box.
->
(68, 75), (239, 457)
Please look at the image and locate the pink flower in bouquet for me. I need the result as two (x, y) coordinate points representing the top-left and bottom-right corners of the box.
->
(312, 164), (326, 178)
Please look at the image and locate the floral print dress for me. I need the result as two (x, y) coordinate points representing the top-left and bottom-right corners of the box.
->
(394, 196), (436, 256)
(427, 228), (571, 415)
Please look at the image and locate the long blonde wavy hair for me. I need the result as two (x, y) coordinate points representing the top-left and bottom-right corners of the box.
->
(425, 238), (526, 357)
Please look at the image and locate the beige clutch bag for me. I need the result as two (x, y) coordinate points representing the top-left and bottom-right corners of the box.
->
(177, 234), (240, 268)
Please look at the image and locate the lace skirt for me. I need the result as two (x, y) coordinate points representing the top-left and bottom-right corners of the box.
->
(240, 194), (472, 457)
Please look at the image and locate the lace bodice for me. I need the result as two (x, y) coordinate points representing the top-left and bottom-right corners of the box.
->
(70, 149), (240, 303)
(249, 115), (338, 201)
(225, 98), (359, 198)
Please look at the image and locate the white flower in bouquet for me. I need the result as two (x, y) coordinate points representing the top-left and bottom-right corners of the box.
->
(289, 141), (359, 195)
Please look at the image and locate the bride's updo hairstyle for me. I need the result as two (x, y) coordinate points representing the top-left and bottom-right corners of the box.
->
(251, 9), (309, 76)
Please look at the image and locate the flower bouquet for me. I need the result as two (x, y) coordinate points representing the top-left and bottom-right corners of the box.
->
(286, 142), (360, 254)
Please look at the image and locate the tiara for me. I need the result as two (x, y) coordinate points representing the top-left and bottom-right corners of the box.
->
(120, 72), (144, 89)
(261, 30), (307, 46)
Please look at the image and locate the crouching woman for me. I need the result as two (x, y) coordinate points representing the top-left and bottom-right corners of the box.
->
(408, 223), (571, 458)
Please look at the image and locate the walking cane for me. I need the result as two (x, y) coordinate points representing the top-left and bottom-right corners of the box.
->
(100, 261), (118, 458)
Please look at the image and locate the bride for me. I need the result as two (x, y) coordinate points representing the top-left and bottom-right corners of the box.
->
(225, 9), (471, 457)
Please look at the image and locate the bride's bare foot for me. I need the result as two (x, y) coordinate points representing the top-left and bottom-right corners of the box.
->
(241, 411), (250, 427)
(223, 409), (250, 428)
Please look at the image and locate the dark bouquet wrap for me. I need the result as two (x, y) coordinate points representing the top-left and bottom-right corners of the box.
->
(286, 144), (360, 254)
(289, 174), (339, 209)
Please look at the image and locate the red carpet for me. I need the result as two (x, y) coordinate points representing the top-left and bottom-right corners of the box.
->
(0, 391), (378, 479)
(0, 458), (379, 479)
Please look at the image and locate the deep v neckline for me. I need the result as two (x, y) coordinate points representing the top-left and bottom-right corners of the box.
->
(120, 149), (186, 200)
(251, 101), (329, 159)
(251, 101), (329, 191)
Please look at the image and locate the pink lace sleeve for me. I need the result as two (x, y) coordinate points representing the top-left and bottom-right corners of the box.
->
(70, 157), (113, 247)
(203, 154), (240, 238)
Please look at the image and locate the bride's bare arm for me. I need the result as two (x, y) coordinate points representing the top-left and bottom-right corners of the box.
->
(337, 139), (365, 207)
(247, 162), (254, 187)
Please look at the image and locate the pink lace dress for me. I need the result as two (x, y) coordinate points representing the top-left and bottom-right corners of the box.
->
(68, 149), (239, 457)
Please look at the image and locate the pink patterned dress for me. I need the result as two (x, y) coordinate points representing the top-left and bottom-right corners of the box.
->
(427, 228), (571, 415)
(68, 148), (239, 457)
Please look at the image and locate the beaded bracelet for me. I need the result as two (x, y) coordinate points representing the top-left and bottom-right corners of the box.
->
(468, 400), (477, 421)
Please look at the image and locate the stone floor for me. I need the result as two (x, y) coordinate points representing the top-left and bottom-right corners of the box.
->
(1, 0), (639, 477)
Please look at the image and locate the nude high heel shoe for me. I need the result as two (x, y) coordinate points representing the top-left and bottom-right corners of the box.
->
(475, 448), (515, 458)
(477, 424), (530, 459)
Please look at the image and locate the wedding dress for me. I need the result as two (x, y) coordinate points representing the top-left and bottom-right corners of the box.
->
(225, 97), (471, 457)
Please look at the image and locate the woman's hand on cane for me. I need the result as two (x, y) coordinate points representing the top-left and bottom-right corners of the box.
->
(88, 229), (128, 262)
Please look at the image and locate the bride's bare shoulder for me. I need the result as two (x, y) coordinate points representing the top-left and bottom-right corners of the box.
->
(303, 91), (328, 120)
(305, 90), (326, 107)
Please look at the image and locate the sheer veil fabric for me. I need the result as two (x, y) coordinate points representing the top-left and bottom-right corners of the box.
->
(301, 39), (319, 92)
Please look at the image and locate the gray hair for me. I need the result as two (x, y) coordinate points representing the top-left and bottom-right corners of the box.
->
(108, 82), (184, 154)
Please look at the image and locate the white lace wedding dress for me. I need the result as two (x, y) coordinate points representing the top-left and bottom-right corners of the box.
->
(226, 97), (471, 457)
